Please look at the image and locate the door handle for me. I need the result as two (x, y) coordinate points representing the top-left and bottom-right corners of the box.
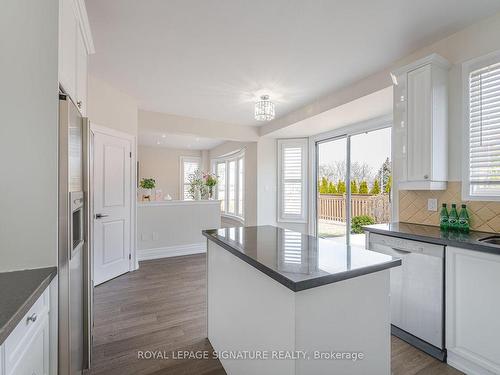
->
(95, 213), (108, 219)
(391, 247), (412, 255)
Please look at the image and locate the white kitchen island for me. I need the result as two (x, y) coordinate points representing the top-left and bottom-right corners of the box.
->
(203, 226), (401, 375)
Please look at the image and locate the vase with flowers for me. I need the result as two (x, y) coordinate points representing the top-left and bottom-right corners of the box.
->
(187, 170), (204, 200)
(203, 172), (218, 200)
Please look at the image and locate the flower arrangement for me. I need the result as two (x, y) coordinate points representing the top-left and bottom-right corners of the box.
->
(203, 172), (218, 199)
(187, 170), (219, 200)
(187, 170), (205, 200)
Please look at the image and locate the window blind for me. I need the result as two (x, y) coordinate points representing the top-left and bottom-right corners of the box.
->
(469, 61), (500, 196)
(283, 147), (303, 215)
(278, 139), (307, 222)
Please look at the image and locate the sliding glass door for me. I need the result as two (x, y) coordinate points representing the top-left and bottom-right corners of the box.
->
(317, 137), (348, 240)
(316, 126), (392, 245)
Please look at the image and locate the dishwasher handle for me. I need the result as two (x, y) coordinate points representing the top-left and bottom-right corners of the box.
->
(368, 233), (444, 258)
(391, 247), (412, 255)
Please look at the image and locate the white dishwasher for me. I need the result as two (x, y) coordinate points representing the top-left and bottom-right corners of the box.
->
(367, 232), (446, 361)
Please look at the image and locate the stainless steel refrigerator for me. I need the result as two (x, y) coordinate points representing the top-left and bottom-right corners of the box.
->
(58, 95), (92, 374)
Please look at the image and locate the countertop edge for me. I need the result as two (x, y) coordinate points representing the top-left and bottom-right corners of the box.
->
(363, 225), (500, 255)
(203, 231), (402, 292)
(0, 267), (57, 345)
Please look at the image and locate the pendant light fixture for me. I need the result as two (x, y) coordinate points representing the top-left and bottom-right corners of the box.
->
(254, 95), (275, 121)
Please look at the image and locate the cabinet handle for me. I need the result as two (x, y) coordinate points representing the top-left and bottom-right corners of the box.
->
(27, 313), (37, 323)
(77, 100), (82, 108)
(424, 174), (429, 179)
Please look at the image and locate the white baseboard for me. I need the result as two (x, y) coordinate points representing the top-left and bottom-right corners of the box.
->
(447, 350), (498, 375)
(138, 242), (206, 261)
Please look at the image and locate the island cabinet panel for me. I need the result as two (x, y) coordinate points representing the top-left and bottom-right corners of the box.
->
(207, 240), (392, 375)
(207, 241), (296, 375)
(446, 246), (500, 375)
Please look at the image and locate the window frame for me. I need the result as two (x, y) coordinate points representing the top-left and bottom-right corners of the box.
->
(179, 155), (201, 200)
(277, 138), (308, 223)
(462, 50), (500, 201)
(211, 149), (245, 221)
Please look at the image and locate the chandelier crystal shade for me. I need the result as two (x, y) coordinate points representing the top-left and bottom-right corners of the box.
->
(254, 95), (275, 121)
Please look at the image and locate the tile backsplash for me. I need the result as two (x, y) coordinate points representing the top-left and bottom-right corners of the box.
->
(399, 182), (500, 233)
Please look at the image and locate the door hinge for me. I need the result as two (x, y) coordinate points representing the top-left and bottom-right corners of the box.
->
(129, 152), (132, 158)
(129, 253), (131, 260)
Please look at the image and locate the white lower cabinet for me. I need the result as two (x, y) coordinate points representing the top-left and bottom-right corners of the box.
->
(446, 246), (500, 375)
(0, 286), (52, 375)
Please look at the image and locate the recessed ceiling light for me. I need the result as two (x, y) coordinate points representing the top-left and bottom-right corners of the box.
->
(161, 134), (166, 138)
(156, 140), (161, 145)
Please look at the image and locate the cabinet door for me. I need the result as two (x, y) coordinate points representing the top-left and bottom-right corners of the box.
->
(446, 247), (500, 374)
(59, 0), (78, 100)
(407, 64), (432, 181)
(76, 29), (88, 115)
(8, 316), (49, 375)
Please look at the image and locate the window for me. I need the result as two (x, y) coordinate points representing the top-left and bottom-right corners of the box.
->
(464, 52), (500, 200)
(212, 150), (245, 219)
(278, 139), (308, 222)
(216, 162), (226, 211)
(180, 156), (201, 200)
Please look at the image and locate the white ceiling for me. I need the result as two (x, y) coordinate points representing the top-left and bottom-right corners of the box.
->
(139, 132), (224, 150)
(86, 0), (500, 127)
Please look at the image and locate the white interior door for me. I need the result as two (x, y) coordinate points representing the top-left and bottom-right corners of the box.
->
(93, 130), (132, 285)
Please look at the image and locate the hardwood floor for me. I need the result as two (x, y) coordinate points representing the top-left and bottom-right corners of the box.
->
(90, 254), (462, 375)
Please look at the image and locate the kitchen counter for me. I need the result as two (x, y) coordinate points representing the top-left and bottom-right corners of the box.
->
(363, 222), (500, 255)
(202, 225), (401, 291)
(0, 267), (57, 344)
(204, 225), (400, 374)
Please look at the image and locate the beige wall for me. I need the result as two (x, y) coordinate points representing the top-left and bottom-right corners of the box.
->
(138, 146), (203, 200)
(0, 0), (59, 271)
(209, 141), (258, 226)
(88, 75), (139, 136)
(139, 110), (259, 142)
(400, 183), (500, 233)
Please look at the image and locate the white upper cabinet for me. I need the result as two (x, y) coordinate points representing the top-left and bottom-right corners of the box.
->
(59, 0), (94, 115)
(76, 29), (88, 115)
(59, 0), (78, 100)
(392, 54), (450, 190)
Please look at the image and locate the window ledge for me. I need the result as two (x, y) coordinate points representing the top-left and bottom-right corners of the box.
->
(277, 217), (307, 224)
(221, 213), (245, 224)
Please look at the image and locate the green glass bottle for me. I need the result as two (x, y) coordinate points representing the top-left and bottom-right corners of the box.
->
(458, 204), (470, 233)
(448, 203), (459, 231)
(439, 203), (449, 231)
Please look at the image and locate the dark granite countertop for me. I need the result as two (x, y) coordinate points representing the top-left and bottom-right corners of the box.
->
(0, 267), (57, 344)
(363, 222), (500, 255)
(202, 225), (401, 292)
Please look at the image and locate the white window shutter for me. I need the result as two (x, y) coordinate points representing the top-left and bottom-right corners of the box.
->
(278, 139), (307, 222)
(468, 60), (500, 197)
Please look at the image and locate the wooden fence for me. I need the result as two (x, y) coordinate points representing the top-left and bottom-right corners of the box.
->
(318, 194), (390, 223)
